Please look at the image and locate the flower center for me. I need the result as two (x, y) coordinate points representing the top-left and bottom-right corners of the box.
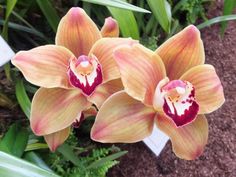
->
(68, 55), (103, 96)
(153, 78), (199, 127)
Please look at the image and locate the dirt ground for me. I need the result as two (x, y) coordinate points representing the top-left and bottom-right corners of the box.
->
(108, 2), (236, 177)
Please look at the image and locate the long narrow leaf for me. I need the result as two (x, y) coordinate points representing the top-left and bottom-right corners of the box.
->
(25, 143), (48, 151)
(15, 79), (31, 119)
(108, 5), (139, 39)
(147, 0), (171, 33)
(87, 151), (128, 169)
(0, 151), (59, 177)
(220, 0), (236, 35)
(82, 0), (150, 13)
(2, 0), (17, 38)
(36, 0), (60, 32)
(57, 143), (81, 166)
(0, 20), (51, 43)
(24, 151), (52, 172)
(197, 15), (236, 30)
(0, 123), (29, 157)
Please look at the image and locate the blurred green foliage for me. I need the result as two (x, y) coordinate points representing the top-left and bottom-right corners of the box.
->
(0, 0), (236, 176)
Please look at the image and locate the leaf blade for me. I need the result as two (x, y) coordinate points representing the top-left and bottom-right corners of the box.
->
(197, 15), (236, 30)
(0, 151), (59, 177)
(15, 79), (31, 119)
(147, 0), (172, 33)
(36, 0), (60, 32)
(81, 0), (150, 13)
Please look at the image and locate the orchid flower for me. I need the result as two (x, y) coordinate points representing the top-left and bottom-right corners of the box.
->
(91, 25), (225, 160)
(11, 7), (136, 151)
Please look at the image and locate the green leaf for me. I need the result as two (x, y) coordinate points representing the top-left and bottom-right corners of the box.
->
(57, 143), (81, 166)
(0, 123), (29, 157)
(197, 15), (236, 30)
(2, 0), (17, 38)
(81, 0), (150, 13)
(23, 151), (52, 172)
(87, 150), (127, 169)
(108, 5), (139, 39)
(0, 20), (51, 43)
(220, 0), (236, 35)
(147, 0), (171, 33)
(25, 143), (49, 151)
(0, 151), (59, 177)
(6, 0), (17, 19)
(15, 79), (31, 119)
(36, 0), (60, 33)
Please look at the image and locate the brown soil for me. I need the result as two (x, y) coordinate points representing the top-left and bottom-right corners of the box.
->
(108, 2), (236, 177)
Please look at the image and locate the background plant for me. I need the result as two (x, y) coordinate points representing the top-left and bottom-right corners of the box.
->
(0, 0), (235, 176)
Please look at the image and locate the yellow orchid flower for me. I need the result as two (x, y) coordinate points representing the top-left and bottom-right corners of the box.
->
(91, 25), (225, 160)
(11, 7), (136, 151)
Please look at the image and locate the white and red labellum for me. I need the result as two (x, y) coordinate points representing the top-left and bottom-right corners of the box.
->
(153, 78), (199, 127)
(68, 55), (103, 96)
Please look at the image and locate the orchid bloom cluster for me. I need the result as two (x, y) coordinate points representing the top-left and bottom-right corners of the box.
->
(12, 7), (225, 160)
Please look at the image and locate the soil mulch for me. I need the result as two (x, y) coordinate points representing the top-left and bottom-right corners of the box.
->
(108, 2), (236, 177)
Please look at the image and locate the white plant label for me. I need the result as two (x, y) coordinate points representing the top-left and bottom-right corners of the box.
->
(0, 36), (15, 66)
(143, 125), (169, 156)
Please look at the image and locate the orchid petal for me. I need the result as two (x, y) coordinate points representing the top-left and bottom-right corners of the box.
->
(83, 106), (97, 117)
(180, 64), (225, 114)
(31, 88), (90, 136)
(156, 114), (208, 160)
(114, 44), (166, 106)
(89, 38), (137, 83)
(156, 25), (205, 80)
(12, 45), (74, 88)
(101, 17), (119, 37)
(88, 79), (123, 108)
(56, 7), (101, 57)
(44, 127), (70, 152)
(91, 91), (156, 143)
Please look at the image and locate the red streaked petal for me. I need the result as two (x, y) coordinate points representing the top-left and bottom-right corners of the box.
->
(30, 88), (90, 136)
(156, 114), (208, 160)
(114, 44), (166, 106)
(68, 55), (103, 96)
(101, 17), (119, 37)
(56, 7), (101, 57)
(11, 45), (74, 88)
(156, 25), (205, 80)
(44, 127), (70, 152)
(88, 79), (124, 108)
(91, 91), (156, 143)
(89, 38), (138, 83)
(180, 64), (225, 114)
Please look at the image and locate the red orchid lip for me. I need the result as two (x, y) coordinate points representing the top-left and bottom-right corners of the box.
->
(68, 55), (103, 96)
(161, 80), (199, 127)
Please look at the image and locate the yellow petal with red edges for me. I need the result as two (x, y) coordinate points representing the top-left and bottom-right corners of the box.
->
(56, 7), (101, 57)
(89, 38), (137, 83)
(12, 45), (74, 88)
(88, 79), (123, 109)
(156, 25), (205, 80)
(44, 127), (70, 152)
(91, 91), (156, 143)
(180, 64), (225, 114)
(101, 17), (119, 37)
(114, 44), (166, 106)
(31, 88), (90, 136)
(156, 114), (208, 160)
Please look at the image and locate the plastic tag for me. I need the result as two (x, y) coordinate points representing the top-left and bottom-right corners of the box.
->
(0, 36), (15, 66)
